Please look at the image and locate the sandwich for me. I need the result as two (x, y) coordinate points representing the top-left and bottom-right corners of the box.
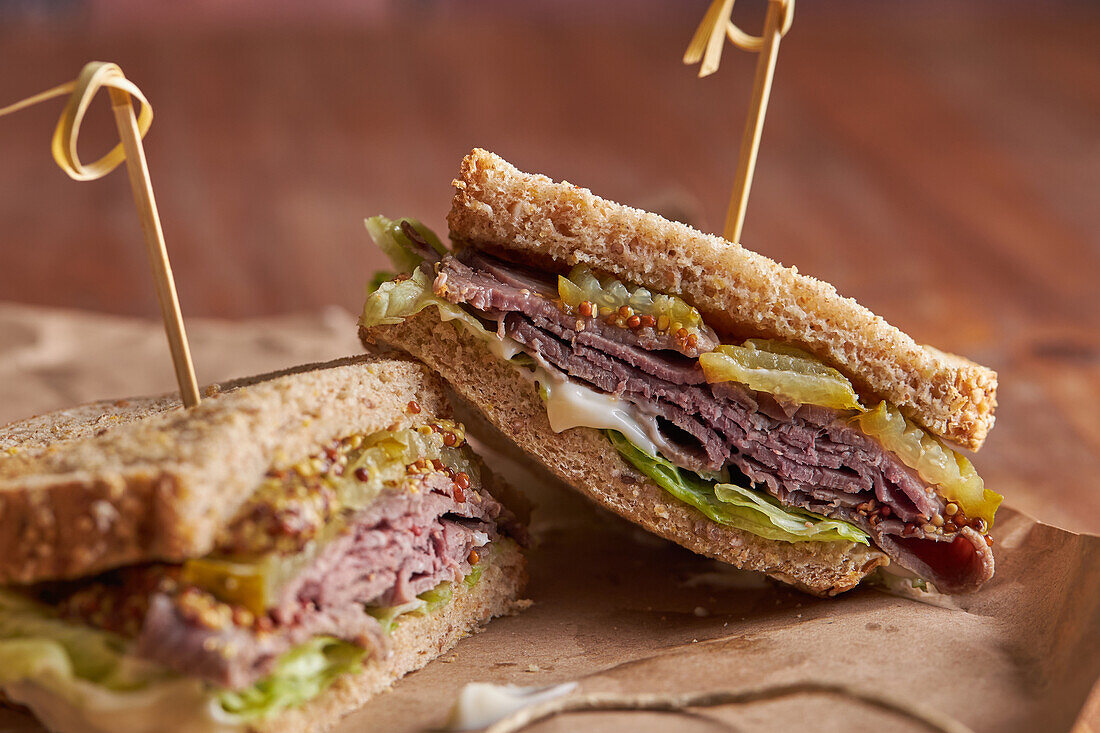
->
(359, 148), (1002, 596)
(0, 354), (527, 732)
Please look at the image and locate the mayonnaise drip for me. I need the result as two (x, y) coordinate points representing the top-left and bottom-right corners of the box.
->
(532, 366), (679, 461)
(446, 681), (578, 730)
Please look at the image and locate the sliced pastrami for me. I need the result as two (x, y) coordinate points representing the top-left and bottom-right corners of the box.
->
(435, 250), (995, 593)
(437, 249), (720, 358)
(134, 472), (506, 690)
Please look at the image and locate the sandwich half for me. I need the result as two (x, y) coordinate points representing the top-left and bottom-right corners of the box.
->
(0, 354), (527, 732)
(359, 148), (1002, 596)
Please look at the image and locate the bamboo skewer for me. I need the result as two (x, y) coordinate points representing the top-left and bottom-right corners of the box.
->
(0, 62), (201, 408)
(107, 87), (200, 408)
(684, 0), (795, 244)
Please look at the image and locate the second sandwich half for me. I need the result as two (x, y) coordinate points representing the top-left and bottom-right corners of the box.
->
(0, 356), (527, 732)
(361, 149), (1002, 597)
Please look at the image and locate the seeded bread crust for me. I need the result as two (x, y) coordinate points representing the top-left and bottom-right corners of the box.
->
(0, 355), (452, 584)
(255, 540), (527, 733)
(363, 310), (889, 596)
(447, 148), (997, 451)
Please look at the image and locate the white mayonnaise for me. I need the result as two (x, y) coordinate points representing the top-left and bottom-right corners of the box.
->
(446, 681), (578, 731)
(438, 305), (676, 460)
(537, 370), (661, 454)
(533, 365), (689, 463)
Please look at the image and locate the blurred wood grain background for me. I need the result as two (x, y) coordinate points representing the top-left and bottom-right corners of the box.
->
(0, 0), (1097, 533)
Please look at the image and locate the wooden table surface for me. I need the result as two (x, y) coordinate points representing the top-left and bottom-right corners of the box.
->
(0, 0), (1097, 534)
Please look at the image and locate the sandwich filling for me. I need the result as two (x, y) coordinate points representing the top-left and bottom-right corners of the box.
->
(361, 217), (1001, 593)
(0, 417), (522, 728)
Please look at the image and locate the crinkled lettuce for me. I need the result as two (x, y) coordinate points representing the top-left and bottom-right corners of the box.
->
(606, 431), (870, 545)
(0, 590), (166, 693)
(0, 570), (474, 726)
(362, 216), (532, 365)
(216, 637), (365, 720)
(364, 215), (446, 274)
(0, 589), (358, 723)
(361, 267), (454, 327)
(361, 215), (468, 329)
(360, 260), (526, 364)
(367, 269), (397, 293)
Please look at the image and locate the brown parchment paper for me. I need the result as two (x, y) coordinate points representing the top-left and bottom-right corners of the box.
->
(0, 303), (1096, 733)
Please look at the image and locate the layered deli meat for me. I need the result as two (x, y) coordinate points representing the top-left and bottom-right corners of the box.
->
(22, 418), (522, 695)
(367, 219), (1001, 593)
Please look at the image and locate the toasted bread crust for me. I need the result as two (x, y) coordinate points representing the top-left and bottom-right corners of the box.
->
(255, 540), (527, 733)
(0, 355), (452, 584)
(447, 148), (997, 450)
(363, 310), (888, 596)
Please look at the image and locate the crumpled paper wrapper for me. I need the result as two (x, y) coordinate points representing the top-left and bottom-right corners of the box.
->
(0, 303), (1096, 733)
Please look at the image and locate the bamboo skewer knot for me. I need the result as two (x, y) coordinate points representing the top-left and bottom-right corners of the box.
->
(684, 0), (796, 243)
(1, 61), (201, 408)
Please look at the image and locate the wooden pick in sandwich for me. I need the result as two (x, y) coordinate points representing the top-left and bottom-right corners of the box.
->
(684, 0), (795, 243)
(0, 61), (201, 408)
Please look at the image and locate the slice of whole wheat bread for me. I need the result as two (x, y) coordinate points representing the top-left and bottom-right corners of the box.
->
(3, 540), (527, 733)
(363, 311), (889, 596)
(447, 148), (997, 451)
(0, 355), (452, 584)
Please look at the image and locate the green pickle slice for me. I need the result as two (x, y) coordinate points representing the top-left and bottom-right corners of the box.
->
(181, 557), (283, 619)
(557, 264), (706, 335)
(698, 339), (998, 527)
(699, 340), (862, 410)
(852, 401), (1002, 526)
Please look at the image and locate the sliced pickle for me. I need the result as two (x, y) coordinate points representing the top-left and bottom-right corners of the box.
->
(557, 264), (705, 334)
(185, 511), (355, 616)
(557, 275), (587, 309)
(851, 401), (1002, 526)
(181, 557), (280, 617)
(699, 342), (862, 411)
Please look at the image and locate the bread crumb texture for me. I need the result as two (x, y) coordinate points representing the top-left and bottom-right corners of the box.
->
(0, 355), (450, 584)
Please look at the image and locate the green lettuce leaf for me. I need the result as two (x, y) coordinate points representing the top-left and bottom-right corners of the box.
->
(418, 581), (454, 614)
(0, 569), (475, 725)
(364, 215), (446, 271)
(363, 214), (448, 297)
(360, 267), (451, 328)
(0, 590), (166, 692)
(365, 597), (426, 635)
(216, 636), (366, 720)
(361, 215), (463, 330)
(606, 431), (870, 545)
(360, 267), (501, 343)
(359, 262), (529, 366)
(361, 216), (533, 369)
(366, 575), (468, 636)
(464, 561), (486, 588)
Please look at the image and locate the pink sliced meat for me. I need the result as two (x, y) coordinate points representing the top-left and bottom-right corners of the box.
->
(433, 250), (995, 593)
